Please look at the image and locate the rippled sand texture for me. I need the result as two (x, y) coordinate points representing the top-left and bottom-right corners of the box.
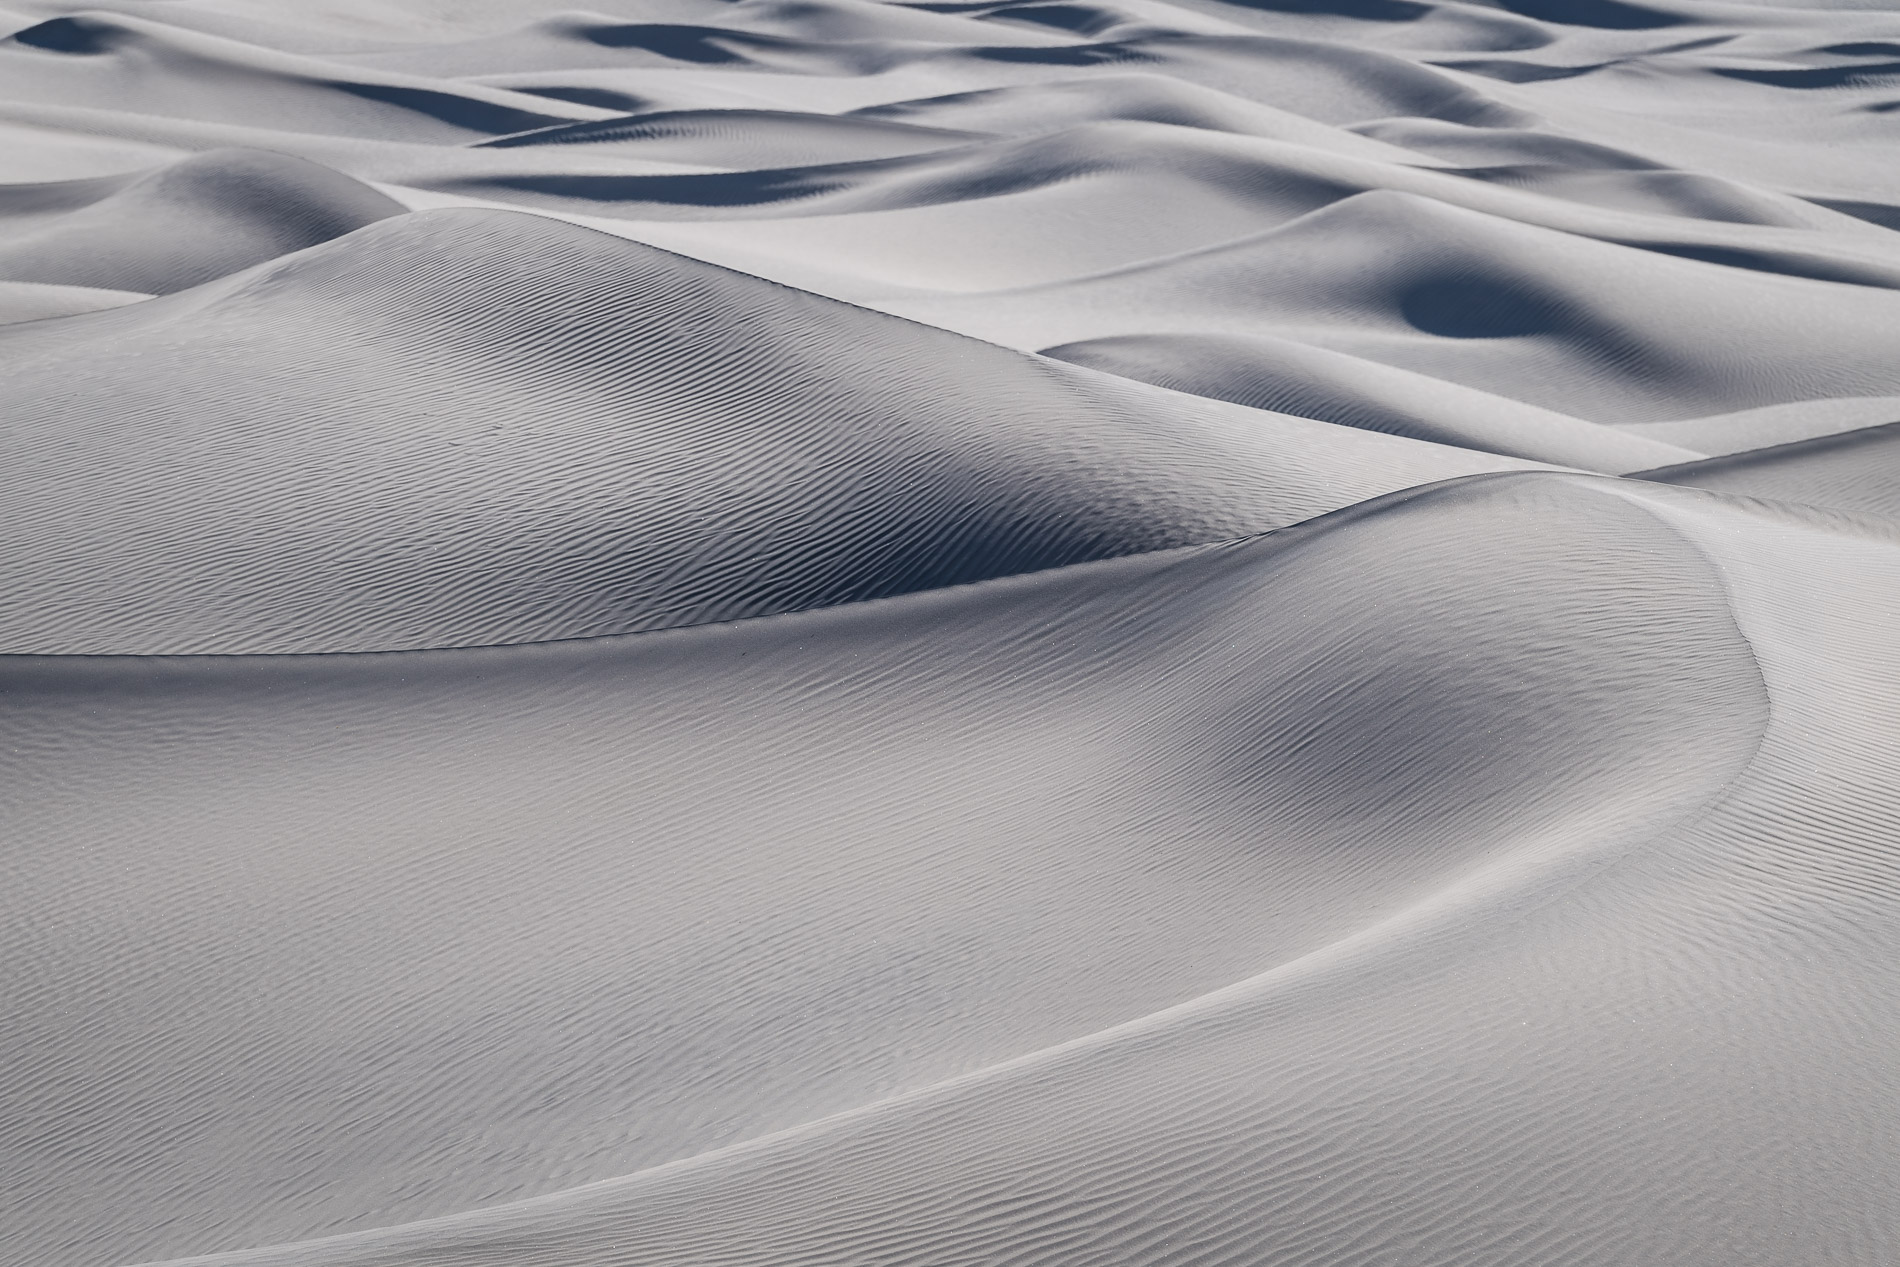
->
(4, 1), (1899, 1264)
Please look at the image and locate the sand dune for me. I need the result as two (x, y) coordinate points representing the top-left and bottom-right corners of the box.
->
(0, 13), (614, 138)
(1621, 394), (1900, 454)
(8, 473), (1899, 1267)
(0, 149), (403, 293)
(890, 189), (1900, 421)
(478, 107), (988, 165)
(1042, 329), (1700, 468)
(0, 205), (1530, 655)
(3, 0), (1898, 1264)
(846, 73), (1444, 152)
(0, 277), (148, 322)
(1635, 419), (1900, 519)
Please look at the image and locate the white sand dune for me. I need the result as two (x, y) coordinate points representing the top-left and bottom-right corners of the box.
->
(884, 188), (1900, 421)
(0, 149), (404, 293)
(3, 0), (1897, 1265)
(1634, 418), (1900, 518)
(0, 205), (1533, 654)
(1624, 394), (1900, 453)
(1041, 328), (1700, 467)
(0, 277), (148, 321)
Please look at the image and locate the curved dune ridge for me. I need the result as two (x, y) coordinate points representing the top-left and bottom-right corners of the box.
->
(0, 205), (1531, 654)
(2, 0), (1898, 1265)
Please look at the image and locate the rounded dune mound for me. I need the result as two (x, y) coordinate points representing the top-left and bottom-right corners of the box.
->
(0, 472), (1777, 1267)
(0, 149), (406, 295)
(0, 205), (1528, 656)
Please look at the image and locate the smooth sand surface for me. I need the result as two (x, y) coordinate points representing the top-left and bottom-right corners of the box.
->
(2, 0), (1897, 1264)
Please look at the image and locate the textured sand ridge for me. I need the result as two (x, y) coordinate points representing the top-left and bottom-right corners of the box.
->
(2, 0), (1897, 1265)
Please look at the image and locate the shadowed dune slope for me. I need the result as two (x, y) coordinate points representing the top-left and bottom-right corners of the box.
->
(0, 149), (405, 294)
(0, 205), (1530, 656)
(3, 471), (1821, 1267)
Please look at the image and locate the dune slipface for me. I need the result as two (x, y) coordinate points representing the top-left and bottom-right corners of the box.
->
(1, 1), (1897, 1266)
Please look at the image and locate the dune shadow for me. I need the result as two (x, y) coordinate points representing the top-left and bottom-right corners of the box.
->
(1399, 275), (1566, 339)
(1216, 0), (1431, 20)
(579, 24), (751, 62)
(1809, 197), (1900, 232)
(331, 82), (572, 134)
(1714, 61), (1900, 90)
(512, 85), (651, 112)
(1434, 58), (1602, 83)
(9, 16), (119, 54)
(1489, 0), (1681, 31)
(470, 168), (854, 207)
(976, 41), (1157, 65)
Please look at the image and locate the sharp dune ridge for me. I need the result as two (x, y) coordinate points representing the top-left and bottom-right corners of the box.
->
(2, 0), (1897, 1265)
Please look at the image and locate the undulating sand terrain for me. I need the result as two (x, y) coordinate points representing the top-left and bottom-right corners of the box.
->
(3, 0), (1899, 1264)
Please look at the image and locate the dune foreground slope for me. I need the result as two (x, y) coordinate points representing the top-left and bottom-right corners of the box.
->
(2, 0), (1898, 1265)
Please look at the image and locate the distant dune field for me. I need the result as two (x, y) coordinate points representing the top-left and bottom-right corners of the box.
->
(2, 1), (1897, 1265)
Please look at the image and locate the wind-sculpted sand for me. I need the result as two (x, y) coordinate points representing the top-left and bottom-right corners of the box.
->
(2, 1), (1897, 1265)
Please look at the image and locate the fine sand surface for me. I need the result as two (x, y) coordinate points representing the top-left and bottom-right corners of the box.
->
(2, 1), (1898, 1265)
